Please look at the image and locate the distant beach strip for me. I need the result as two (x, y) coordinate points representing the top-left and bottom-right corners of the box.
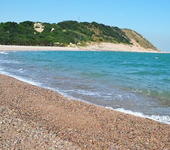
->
(0, 44), (160, 52)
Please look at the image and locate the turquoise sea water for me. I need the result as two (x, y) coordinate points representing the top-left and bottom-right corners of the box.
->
(0, 51), (170, 124)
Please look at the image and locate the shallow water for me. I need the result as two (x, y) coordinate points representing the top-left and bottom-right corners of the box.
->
(0, 51), (170, 124)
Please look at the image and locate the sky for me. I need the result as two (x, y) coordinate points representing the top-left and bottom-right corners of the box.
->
(0, 0), (170, 51)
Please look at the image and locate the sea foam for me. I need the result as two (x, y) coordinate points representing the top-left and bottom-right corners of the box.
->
(113, 107), (170, 125)
(0, 51), (8, 55)
(0, 70), (41, 86)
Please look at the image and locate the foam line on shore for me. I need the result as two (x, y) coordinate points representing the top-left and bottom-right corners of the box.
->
(0, 70), (170, 125)
(0, 51), (8, 54)
(113, 108), (170, 125)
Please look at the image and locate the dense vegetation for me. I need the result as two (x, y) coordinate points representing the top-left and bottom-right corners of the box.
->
(0, 21), (131, 46)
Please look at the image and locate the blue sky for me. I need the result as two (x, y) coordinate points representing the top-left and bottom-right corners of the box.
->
(0, 0), (170, 51)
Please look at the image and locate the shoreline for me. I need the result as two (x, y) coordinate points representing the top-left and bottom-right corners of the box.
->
(0, 44), (162, 53)
(1, 71), (170, 125)
(1, 71), (170, 126)
(0, 73), (170, 149)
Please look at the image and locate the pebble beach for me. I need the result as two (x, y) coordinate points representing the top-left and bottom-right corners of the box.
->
(0, 74), (170, 150)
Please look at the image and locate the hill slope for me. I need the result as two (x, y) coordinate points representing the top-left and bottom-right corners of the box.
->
(122, 29), (157, 50)
(0, 21), (159, 51)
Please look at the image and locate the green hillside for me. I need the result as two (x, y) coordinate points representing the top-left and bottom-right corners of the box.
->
(0, 20), (158, 50)
(0, 21), (130, 46)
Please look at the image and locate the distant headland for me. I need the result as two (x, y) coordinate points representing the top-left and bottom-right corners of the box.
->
(0, 21), (160, 52)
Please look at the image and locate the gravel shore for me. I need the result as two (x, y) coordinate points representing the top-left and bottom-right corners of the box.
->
(0, 74), (170, 149)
